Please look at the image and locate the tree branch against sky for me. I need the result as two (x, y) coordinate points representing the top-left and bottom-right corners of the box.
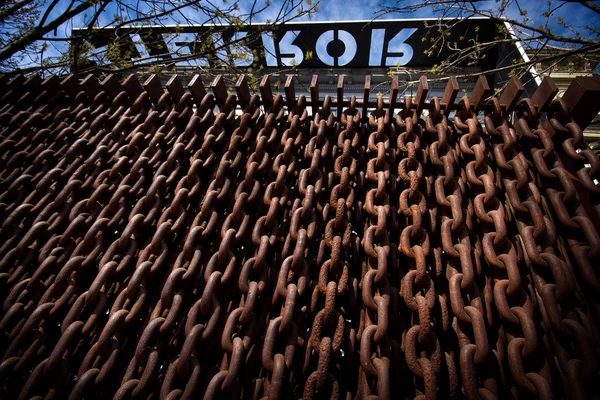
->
(0, 0), (597, 86)
(0, 0), (319, 77)
(374, 0), (600, 85)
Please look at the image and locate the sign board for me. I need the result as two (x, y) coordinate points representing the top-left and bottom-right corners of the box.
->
(73, 19), (498, 70)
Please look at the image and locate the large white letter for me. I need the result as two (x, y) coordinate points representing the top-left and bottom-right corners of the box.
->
(385, 28), (418, 66)
(262, 31), (303, 67)
(369, 29), (385, 66)
(279, 31), (303, 66)
(261, 32), (278, 67)
(316, 30), (357, 66)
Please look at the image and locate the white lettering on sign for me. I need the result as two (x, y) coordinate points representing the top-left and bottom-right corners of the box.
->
(261, 31), (303, 67)
(278, 31), (304, 66)
(315, 30), (357, 66)
(369, 28), (418, 66)
(262, 27), (417, 67)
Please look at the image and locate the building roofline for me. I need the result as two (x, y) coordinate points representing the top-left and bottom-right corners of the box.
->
(72, 17), (493, 31)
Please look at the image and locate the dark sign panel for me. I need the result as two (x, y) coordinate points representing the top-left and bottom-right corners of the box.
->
(74, 19), (498, 69)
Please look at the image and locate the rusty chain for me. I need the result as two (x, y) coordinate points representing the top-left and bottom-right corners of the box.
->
(0, 72), (599, 400)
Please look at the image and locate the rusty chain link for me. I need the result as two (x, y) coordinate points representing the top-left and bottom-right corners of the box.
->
(0, 72), (599, 400)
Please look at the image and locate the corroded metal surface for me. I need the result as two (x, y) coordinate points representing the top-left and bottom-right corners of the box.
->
(0, 72), (599, 400)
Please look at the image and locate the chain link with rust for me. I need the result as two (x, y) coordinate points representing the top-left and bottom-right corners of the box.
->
(0, 73), (599, 400)
(512, 99), (599, 399)
(357, 94), (396, 400)
(396, 95), (444, 400)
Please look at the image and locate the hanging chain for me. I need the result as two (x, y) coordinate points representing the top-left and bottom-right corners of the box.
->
(0, 73), (598, 400)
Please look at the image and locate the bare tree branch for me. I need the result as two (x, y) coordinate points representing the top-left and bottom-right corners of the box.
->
(0, 0), (36, 22)
(0, 0), (94, 63)
(0, 0), (319, 76)
(575, 1), (600, 15)
(377, 0), (599, 87)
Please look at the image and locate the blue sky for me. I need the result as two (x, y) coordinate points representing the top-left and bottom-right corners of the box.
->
(5, 0), (600, 72)
(37, 0), (600, 40)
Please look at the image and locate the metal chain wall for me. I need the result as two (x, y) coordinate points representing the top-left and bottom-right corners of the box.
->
(0, 71), (599, 400)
